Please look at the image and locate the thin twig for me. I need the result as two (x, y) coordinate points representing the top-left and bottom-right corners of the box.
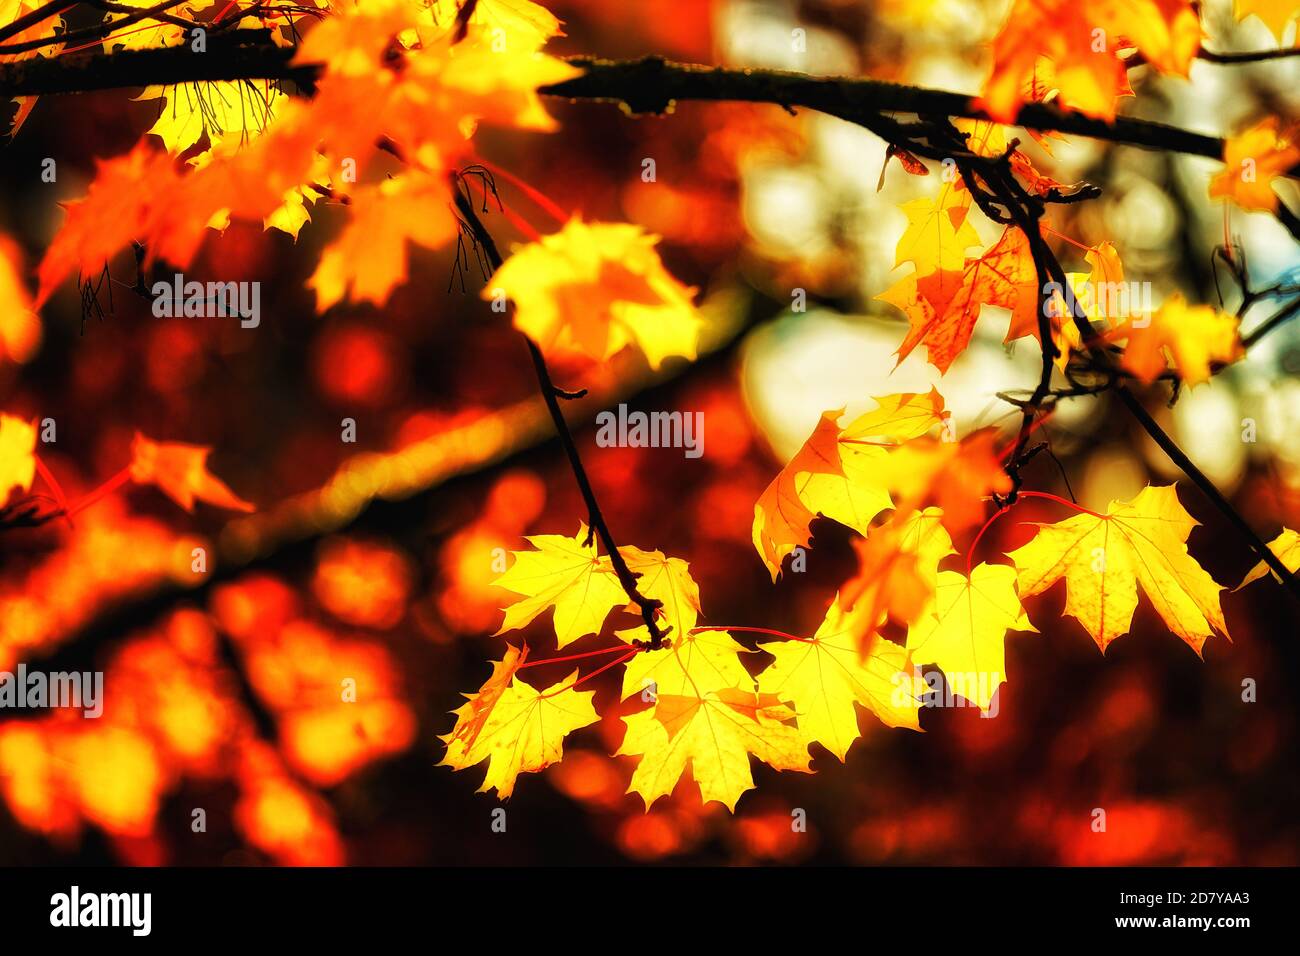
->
(450, 179), (669, 649)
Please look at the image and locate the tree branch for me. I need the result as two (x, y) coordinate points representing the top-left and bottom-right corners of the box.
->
(450, 179), (670, 649)
(2, 44), (1291, 176)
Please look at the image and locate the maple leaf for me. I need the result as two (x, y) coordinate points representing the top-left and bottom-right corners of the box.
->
(980, 0), (1199, 123)
(614, 546), (702, 641)
(0, 414), (36, 507)
(488, 219), (703, 370)
(906, 563), (1037, 713)
(838, 507), (956, 636)
(751, 390), (947, 578)
(309, 170), (459, 310)
(891, 189), (982, 321)
(881, 226), (1039, 373)
(758, 598), (922, 761)
(618, 688), (810, 811)
(1118, 293), (1242, 386)
(1236, 528), (1300, 589)
(1007, 484), (1230, 653)
(0, 236), (39, 366)
(1232, 0), (1300, 41)
(420, 0), (563, 50)
(440, 654), (599, 799)
(494, 524), (628, 647)
(618, 627), (753, 701)
(129, 432), (255, 513)
(1208, 117), (1300, 213)
(876, 430), (1013, 538)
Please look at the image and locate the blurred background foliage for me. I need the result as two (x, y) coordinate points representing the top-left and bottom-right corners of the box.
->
(0, 0), (1297, 864)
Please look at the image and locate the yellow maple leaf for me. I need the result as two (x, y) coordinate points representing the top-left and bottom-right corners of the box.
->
(1209, 117), (1300, 213)
(1233, 0), (1300, 41)
(1236, 527), (1300, 589)
(1119, 293), (1243, 386)
(494, 524), (629, 647)
(137, 77), (284, 158)
(440, 654), (598, 798)
(0, 236), (40, 366)
(751, 391), (948, 579)
(0, 414), (36, 507)
(309, 169), (458, 310)
(758, 598), (922, 761)
(614, 546), (702, 641)
(488, 219), (703, 370)
(618, 627), (753, 701)
(129, 432), (255, 512)
(1007, 484), (1230, 653)
(906, 563), (1037, 713)
(618, 688), (810, 811)
(418, 0), (563, 51)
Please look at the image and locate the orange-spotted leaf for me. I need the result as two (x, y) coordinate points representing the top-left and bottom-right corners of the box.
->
(1007, 484), (1230, 653)
(883, 226), (1039, 373)
(129, 432), (255, 513)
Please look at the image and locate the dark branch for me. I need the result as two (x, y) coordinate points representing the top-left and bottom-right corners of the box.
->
(1, 45), (1291, 177)
(450, 178), (669, 650)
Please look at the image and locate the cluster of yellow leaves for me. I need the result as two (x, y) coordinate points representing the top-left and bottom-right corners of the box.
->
(444, 412), (1268, 810)
(980, 0), (1200, 122)
(1209, 117), (1300, 214)
(489, 219), (704, 370)
(440, 524), (926, 809)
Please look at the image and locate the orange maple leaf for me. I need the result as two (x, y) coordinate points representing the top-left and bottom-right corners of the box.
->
(129, 432), (255, 513)
(980, 0), (1199, 123)
(881, 226), (1039, 373)
(1208, 117), (1300, 213)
